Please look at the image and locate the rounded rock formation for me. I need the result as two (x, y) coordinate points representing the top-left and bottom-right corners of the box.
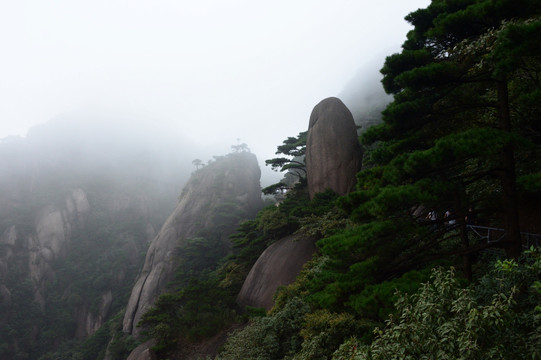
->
(237, 234), (316, 310)
(305, 97), (362, 199)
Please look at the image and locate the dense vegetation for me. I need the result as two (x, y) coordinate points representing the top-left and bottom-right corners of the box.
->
(332, 252), (541, 359)
(217, 0), (541, 359)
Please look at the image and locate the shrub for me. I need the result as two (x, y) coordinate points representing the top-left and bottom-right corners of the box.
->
(218, 297), (310, 360)
(333, 250), (541, 360)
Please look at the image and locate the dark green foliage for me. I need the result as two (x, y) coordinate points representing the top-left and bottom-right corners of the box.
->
(303, 215), (448, 317)
(347, 268), (432, 320)
(264, 131), (307, 194)
(38, 311), (138, 360)
(0, 279), (43, 359)
(333, 250), (541, 359)
(142, 271), (236, 352)
(359, 0), (541, 264)
(236, 184), (315, 245)
(140, 277), (238, 355)
(170, 237), (229, 286)
(518, 172), (541, 193)
(218, 297), (310, 360)
(296, 310), (372, 360)
(228, 219), (268, 271)
(105, 333), (139, 360)
(261, 182), (289, 196)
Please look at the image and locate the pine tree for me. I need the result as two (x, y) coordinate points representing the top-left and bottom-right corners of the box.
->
(351, 0), (541, 263)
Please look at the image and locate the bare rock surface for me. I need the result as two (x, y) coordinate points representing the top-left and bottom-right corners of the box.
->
(74, 290), (114, 338)
(237, 234), (316, 310)
(126, 340), (157, 360)
(123, 152), (263, 335)
(305, 97), (362, 199)
(29, 189), (90, 305)
(0, 186), (156, 339)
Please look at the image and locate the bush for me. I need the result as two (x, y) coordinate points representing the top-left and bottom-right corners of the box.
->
(218, 297), (310, 360)
(333, 250), (541, 360)
(293, 310), (372, 360)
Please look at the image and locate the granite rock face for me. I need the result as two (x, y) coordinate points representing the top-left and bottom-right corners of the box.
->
(0, 187), (157, 339)
(0, 188), (91, 307)
(123, 152), (263, 335)
(237, 235), (316, 310)
(305, 97), (362, 199)
(125, 340), (157, 360)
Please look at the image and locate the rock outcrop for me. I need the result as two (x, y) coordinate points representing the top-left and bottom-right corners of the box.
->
(237, 234), (316, 310)
(0, 186), (161, 353)
(0, 188), (91, 307)
(123, 152), (263, 336)
(126, 340), (157, 360)
(305, 97), (362, 199)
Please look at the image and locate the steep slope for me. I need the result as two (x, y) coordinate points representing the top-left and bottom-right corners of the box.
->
(123, 151), (263, 336)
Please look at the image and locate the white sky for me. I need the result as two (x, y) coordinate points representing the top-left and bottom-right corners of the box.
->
(0, 0), (430, 172)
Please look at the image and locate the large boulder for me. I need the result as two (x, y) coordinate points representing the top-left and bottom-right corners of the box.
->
(237, 234), (316, 310)
(125, 340), (157, 360)
(123, 152), (263, 335)
(305, 97), (362, 199)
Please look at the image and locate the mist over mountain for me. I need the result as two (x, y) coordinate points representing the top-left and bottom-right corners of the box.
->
(339, 54), (392, 134)
(0, 62), (393, 358)
(25, 109), (196, 178)
(0, 108), (208, 359)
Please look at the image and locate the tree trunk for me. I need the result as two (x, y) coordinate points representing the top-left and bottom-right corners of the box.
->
(455, 188), (471, 280)
(497, 80), (522, 258)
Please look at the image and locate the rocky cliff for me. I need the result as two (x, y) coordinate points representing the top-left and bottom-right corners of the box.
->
(0, 186), (160, 341)
(123, 151), (263, 336)
(1, 189), (89, 308)
(305, 97), (363, 199)
(28, 188), (89, 305)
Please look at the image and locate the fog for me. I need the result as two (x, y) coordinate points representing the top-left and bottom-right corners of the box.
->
(0, 0), (430, 186)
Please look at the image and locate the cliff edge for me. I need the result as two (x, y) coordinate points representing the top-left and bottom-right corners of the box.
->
(123, 152), (263, 336)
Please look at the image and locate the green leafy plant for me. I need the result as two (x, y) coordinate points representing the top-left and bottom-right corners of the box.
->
(333, 250), (541, 359)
